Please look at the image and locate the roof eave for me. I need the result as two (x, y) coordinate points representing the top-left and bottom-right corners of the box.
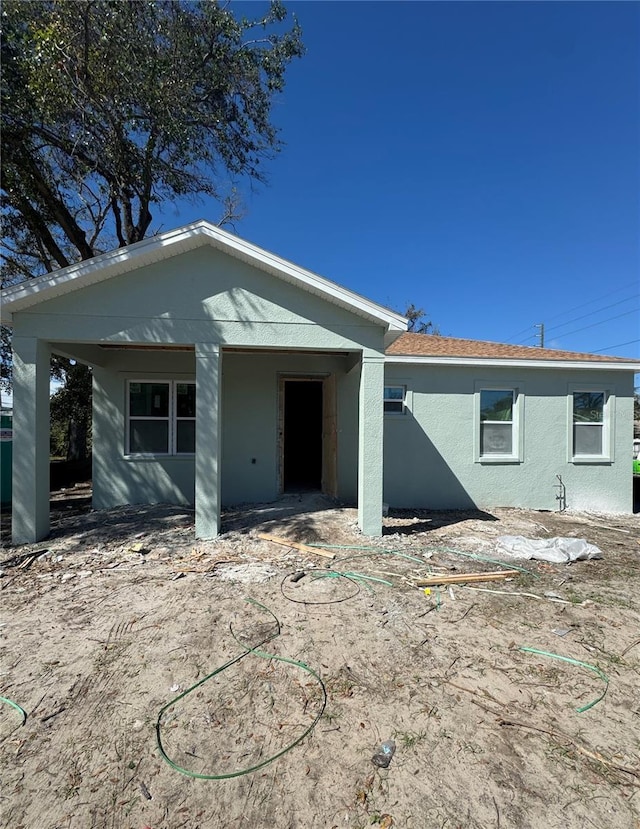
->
(385, 355), (640, 371)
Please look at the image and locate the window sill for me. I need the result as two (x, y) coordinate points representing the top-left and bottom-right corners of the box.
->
(476, 456), (522, 465)
(123, 454), (195, 461)
(570, 456), (612, 465)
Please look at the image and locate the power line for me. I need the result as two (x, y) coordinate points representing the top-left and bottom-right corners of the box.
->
(591, 338), (640, 354)
(545, 293), (639, 335)
(503, 279), (639, 342)
(541, 279), (639, 325)
(549, 308), (639, 340)
(514, 331), (543, 345)
(516, 307), (639, 345)
(504, 323), (541, 343)
(511, 291), (638, 343)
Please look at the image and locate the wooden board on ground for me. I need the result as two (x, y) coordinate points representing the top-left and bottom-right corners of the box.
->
(416, 570), (520, 586)
(257, 533), (336, 559)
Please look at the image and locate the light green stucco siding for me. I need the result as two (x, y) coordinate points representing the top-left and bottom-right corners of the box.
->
(383, 364), (635, 513)
(11, 241), (387, 540)
(12, 246), (385, 352)
(92, 348), (361, 511)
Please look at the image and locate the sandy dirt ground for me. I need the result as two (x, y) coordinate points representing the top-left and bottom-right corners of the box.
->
(1, 487), (639, 829)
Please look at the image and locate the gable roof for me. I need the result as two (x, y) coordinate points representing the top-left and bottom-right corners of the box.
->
(386, 333), (640, 371)
(0, 220), (407, 333)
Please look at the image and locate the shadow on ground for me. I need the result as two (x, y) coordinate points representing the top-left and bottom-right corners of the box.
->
(383, 507), (498, 536)
(3, 485), (507, 550)
(221, 492), (343, 541)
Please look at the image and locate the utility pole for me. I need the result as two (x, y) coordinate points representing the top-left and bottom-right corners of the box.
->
(534, 323), (545, 348)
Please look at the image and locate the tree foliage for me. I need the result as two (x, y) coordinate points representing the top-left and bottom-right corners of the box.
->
(1, 0), (303, 284)
(403, 303), (440, 335)
(1, 0), (303, 457)
(50, 363), (93, 459)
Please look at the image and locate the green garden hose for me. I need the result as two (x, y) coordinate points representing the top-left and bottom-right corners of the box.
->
(0, 695), (27, 725)
(156, 599), (327, 779)
(519, 646), (609, 712)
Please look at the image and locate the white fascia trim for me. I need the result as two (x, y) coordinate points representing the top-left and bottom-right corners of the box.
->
(385, 355), (640, 372)
(195, 224), (407, 331)
(0, 220), (408, 331)
(1, 224), (194, 304)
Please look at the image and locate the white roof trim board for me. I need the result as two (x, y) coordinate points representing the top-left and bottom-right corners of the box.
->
(385, 355), (640, 372)
(0, 220), (408, 331)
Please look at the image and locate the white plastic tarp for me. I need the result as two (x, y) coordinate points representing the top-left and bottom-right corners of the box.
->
(496, 535), (603, 564)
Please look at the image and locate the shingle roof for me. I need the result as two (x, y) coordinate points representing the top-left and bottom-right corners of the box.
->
(386, 333), (638, 363)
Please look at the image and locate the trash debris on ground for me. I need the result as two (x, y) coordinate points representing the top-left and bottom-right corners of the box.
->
(0, 549), (49, 569)
(372, 739), (396, 768)
(415, 570), (520, 587)
(496, 536), (603, 563)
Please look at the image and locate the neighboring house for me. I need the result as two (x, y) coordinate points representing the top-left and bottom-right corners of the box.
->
(1, 220), (638, 545)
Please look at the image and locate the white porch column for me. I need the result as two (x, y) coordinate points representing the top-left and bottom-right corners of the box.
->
(195, 343), (222, 539)
(357, 353), (385, 536)
(12, 337), (51, 544)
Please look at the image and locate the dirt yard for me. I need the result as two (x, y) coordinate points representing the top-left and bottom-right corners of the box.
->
(1, 488), (639, 829)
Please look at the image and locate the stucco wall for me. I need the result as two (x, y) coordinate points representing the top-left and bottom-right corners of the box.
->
(11, 243), (381, 513)
(92, 350), (360, 510)
(92, 352), (197, 509)
(13, 246), (385, 353)
(220, 352), (358, 504)
(383, 364), (635, 513)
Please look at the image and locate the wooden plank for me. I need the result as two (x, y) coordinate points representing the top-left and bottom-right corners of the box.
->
(257, 533), (335, 560)
(415, 570), (520, 587)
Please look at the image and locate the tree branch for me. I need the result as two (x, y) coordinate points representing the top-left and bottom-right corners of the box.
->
(110, 197), (126, 247)
(22, 153), (94, 260)
(12, 195), (70, 271)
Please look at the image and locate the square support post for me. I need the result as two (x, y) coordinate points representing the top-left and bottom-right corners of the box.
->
(195, 343), (222, 539)
(357, 353), (385, 536)
(12, 337), (51, 544)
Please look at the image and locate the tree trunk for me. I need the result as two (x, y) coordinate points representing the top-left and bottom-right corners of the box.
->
(67, 416), (88, 461)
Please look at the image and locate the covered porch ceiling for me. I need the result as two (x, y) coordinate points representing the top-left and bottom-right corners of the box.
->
(48, 341), (363, 367)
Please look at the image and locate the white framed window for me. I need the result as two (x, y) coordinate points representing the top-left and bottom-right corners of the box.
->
(384, 385), (406, 415)
(175, 382), (196, 453)
(474, 384), (523, 463)
(126, 380), (195, 456)
(569, 388), (613, 462)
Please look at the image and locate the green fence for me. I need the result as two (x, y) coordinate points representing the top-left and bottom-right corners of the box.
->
(1, 412), (13, 507)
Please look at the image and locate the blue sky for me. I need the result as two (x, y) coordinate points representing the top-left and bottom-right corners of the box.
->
(157, 1), (639, 359)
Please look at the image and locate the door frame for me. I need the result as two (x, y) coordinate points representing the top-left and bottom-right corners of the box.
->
(277, 374), (337, 496)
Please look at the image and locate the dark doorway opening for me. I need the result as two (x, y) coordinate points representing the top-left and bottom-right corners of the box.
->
(283, 380), (323, 491)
